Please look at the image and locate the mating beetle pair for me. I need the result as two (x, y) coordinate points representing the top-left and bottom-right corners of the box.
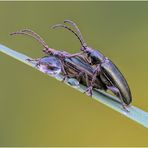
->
(10, 20), (132, 111)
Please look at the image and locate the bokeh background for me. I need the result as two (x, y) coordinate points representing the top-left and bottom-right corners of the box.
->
(0, 1), (148, 146)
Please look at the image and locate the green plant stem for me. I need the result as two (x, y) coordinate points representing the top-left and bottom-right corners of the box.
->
(0, 44), (148, 128)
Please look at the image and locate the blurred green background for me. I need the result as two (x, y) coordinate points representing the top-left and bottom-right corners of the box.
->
(0, 1), (148, 146)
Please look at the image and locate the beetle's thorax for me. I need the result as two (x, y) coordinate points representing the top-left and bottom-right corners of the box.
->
(82, 46), (105, 64)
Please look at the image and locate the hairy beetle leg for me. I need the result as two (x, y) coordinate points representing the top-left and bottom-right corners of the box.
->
(83, 65), (101, 97)
(107, 86), (129, 112)
(26, 58), (41, 62)
(85, 65), (101, 96)
(61, 74), (68, 82)
(63, 52), (83, 58)
(85, 86), (93, 96)
(122, 104), (130, 112)
(26, 58), (41, 68)
(82, 73), (93, 96)
(60, 60), (69, 82)
(61, 75), (69, 82)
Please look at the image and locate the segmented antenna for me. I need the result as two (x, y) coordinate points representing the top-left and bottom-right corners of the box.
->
(52, 24), (85, 47)
(64, 20), (87, 47)
(21, 29), (48, 48)
(10, 29), (49, 49)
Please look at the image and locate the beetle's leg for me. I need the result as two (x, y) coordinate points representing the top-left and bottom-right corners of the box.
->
(57, 51), (83, 59)
(26, 57), (42, 68)
(65, 52), (83, 58)
(60, 60), (69, 82)
(26, 58), (41, 62)
(93, 64), (101, 77)
(85, 65), (101, 96)
(82, 73), (94, 96)
(72, 71), (83, 81)
(85, 86), (93, 96)
(107, 86), (129, 112)
(27, 58), (49, 70)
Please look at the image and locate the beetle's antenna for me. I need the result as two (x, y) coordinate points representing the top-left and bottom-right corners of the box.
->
(21, 29), (48, 48)
(10, 29), (49, 49)
(52, 24), (86, 47)
(64, 20), (87, 47)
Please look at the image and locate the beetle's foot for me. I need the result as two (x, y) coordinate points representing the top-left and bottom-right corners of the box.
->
(84, 86), (93, 97)
(122, 104), (130, 112)
(26, 58), (40, 62)
(26, 58), (40, 68)
(61, 76), (68, 82)
(26, 58), (33, 62)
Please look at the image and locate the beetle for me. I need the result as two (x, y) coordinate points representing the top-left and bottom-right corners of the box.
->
(10, 29), (107, 96)
(52, 20), (132, 109)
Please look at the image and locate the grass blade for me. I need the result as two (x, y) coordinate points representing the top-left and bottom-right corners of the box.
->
(0, 44), (148, 128)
